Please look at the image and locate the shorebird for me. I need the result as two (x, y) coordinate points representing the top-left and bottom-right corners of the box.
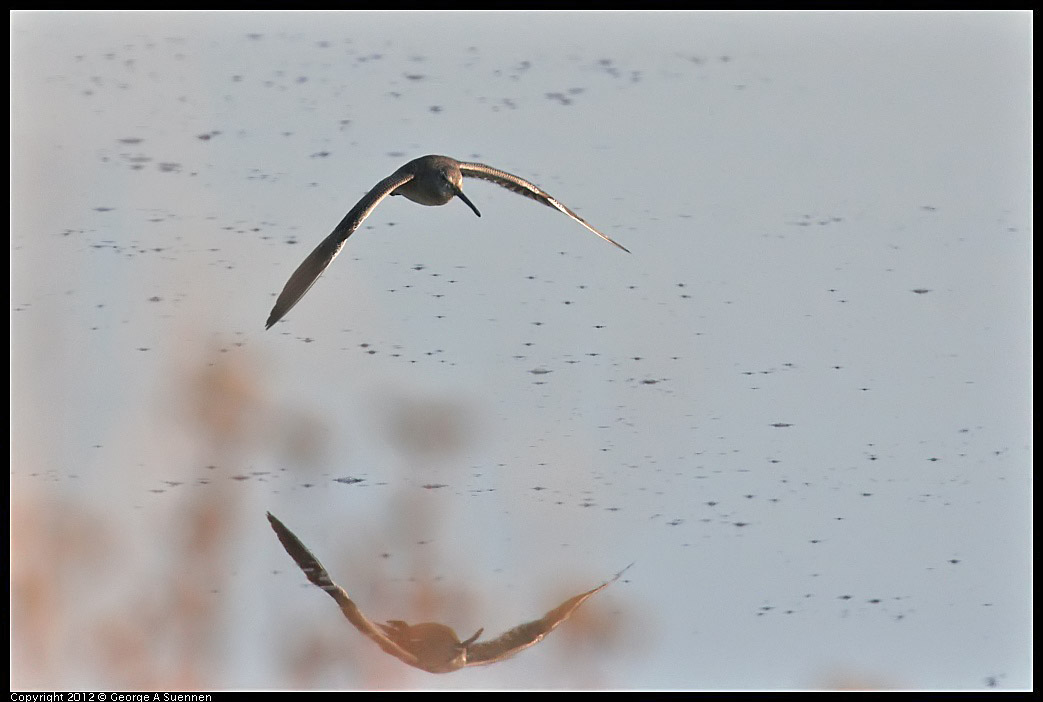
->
(266, 512), (631, 673)
(265, 155), (629, 330)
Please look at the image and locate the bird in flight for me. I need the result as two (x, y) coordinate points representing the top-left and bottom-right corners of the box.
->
(265, 154), (630, 330)
(266, 512), (631, 673)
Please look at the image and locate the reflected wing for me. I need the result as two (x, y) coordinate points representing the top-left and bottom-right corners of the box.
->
(265, 169), (416, 329)
(265, 512), (422, 669)
(464, 563), (633, 666)
(458, 161), (630, 253)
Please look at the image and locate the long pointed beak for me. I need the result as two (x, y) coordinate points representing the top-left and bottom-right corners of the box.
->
(460, 628), (484, 648)
(454, 187), (481, 218)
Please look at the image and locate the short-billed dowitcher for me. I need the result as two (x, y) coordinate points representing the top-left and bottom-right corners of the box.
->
(265, 155), (629, 330)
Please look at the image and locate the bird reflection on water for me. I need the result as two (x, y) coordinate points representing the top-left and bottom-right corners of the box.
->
(267, 512), (631, 674)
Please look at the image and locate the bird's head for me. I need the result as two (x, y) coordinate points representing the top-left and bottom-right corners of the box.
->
(379, 621), (484, 673)
(441, 167), (480, 218)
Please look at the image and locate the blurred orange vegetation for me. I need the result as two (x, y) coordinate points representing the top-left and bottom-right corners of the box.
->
(11, 344), (630, 690)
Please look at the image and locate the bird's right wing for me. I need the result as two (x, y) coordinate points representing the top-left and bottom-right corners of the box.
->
(265, 169), (416, 329)
(266, 512), (423, 669)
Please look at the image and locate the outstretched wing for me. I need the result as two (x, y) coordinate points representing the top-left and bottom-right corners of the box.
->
(465, 563), (633, 666)
(265, 169), (416, 329)
(266, 512), (423, 669)
(458, 161), (630, 253)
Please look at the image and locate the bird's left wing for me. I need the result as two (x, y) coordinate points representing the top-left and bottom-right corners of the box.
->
(458, 161), (630, 253)
(464, 563), (632, 666)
